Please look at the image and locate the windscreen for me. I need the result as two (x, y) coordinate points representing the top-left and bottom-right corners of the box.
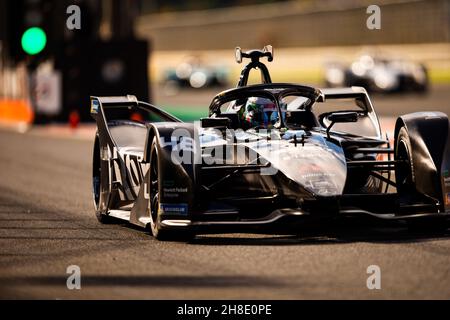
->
(217, 93), (280, 129)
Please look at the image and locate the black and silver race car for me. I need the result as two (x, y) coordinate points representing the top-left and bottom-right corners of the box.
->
(91, 46), (450, 240)
(324, 53), (429, 93)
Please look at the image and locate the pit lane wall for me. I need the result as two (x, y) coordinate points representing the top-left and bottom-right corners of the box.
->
(136, 0), (450, 50)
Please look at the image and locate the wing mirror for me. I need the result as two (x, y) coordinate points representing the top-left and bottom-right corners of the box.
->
(326, 111), (358, 139)
(327, 111), (358, 123)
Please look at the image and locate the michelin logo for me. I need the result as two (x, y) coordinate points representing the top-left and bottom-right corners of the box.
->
(160, 203), (188, 215)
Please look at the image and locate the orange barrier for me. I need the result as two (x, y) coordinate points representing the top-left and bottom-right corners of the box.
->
(0, 99), (34, 124)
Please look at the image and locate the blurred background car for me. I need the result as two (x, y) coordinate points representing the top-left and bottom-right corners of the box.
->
(162, 55), (229, 94)
(325, 53), (429, 93)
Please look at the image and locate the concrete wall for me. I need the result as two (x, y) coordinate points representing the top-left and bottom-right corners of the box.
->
(137, 0), (450, 50)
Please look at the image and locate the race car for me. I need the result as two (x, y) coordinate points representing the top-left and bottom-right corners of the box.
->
(91, 45), (450, 240)
(162, 55), (229, 92)
(324, 53), (429, 93)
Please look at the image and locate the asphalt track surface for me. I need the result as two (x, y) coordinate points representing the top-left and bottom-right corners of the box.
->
(1, 86), (450, 299)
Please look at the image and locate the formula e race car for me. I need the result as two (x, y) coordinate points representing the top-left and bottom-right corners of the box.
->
(324, 53), (429, 93)
(162, 55), (229, 91)
(91, 46), (450, 240)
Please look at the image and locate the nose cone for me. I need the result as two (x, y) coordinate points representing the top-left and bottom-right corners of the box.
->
(285, 145), (347, 196)
(250, 134), (347, 196)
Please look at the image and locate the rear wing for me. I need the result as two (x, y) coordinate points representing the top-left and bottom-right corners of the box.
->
(90, 95), (181, 123)
(90, 95), (181, 151)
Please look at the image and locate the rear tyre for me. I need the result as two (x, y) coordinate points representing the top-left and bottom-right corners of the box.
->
(148, 138), (194, 241)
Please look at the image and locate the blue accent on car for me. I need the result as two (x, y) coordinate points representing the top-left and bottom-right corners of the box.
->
(160, 203), (188, 215)
(91, 100), (99, 114)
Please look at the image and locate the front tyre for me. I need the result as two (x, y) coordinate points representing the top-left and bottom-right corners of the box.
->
(395, 127), (449, 232)
(395, 127), (416, 203)
(93, 134), (113, 224)
(148, 138), (193, 241)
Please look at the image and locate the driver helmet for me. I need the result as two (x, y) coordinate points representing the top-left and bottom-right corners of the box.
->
(242, 97), (278, 128)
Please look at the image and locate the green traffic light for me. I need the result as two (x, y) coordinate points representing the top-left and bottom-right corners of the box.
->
(21, 27), (47, 55)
